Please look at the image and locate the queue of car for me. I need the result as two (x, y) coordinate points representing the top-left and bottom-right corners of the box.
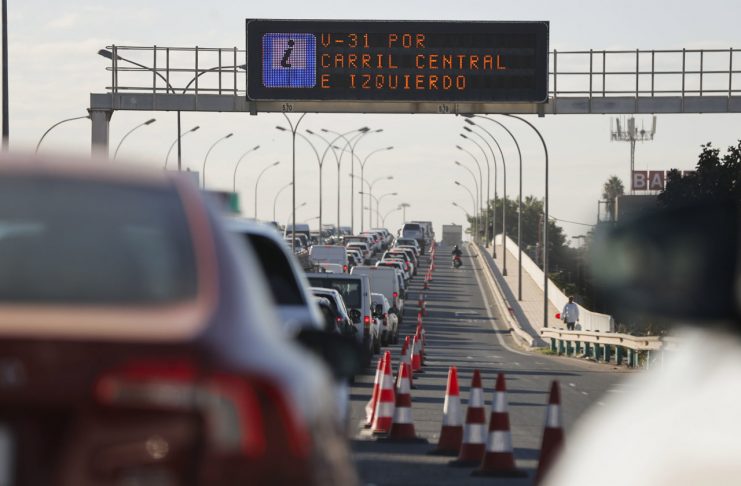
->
(0, 158), (430, 485)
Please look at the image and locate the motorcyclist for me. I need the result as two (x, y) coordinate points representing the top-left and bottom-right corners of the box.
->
(451, 245), (463, 268)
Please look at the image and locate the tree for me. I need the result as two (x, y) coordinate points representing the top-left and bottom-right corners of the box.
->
(659, 141), (741, 208)
(601, 175), (625, 221)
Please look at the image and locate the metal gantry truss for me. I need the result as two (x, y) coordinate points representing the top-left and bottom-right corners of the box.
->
(89, 45), (741, 152)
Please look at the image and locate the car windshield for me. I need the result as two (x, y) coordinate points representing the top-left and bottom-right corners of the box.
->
(307, 277), (362, 309)
(0, 175), (197, 305)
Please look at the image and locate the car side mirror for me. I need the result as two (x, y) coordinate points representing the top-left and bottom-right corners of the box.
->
(295, 329), (364, 380)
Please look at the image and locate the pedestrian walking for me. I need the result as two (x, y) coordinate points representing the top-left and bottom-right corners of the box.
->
(562, 296), (579, 331)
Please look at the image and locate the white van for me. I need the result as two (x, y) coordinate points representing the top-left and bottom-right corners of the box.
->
(351, 265), (404, 320)
(309, 245), (349, 270)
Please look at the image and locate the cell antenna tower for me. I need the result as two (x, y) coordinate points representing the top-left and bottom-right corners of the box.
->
(610, 115), (657, 177)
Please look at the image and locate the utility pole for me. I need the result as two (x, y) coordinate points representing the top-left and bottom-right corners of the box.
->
(2, 0), (9, 150)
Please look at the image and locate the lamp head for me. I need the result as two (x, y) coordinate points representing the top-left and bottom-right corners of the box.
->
(97, 49), (120, 60)
(455, 145), (462, 150)
(320, 128), (329, 133)
(190, 126), (201, 133)
(463, 126), (472, 132)
(386, 146), (394, 150)
(276, 126), (287, 131)
(386, 176), (393, 180)
(464, 118), (476, 125)
(460, 133), (467, 139)
(225, 133), (234, 139)
(253, 145), (260, 150)
(305, 129), (315, 134)
(359, 126), (370, 132)
(237, 64), (247, 70)
(374, 129), (383, 133)
(144, 118), (156, 125)
(391, 192), (398, 195)
(454, 181), (461, 186)
(272, 161), (280, 166)
(454, 161), (461, 166)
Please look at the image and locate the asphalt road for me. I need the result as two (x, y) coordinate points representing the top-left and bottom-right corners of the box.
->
(349, 244), (631, 485)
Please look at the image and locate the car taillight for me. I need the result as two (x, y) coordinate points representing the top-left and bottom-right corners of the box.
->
(393, 292), (398, 299)
(94, 359), (309, 460)
(405, 263), (410, 271)
(364, 315), (371, 327)
(383, 313), (388, 320)
(343, 265), (348, 272)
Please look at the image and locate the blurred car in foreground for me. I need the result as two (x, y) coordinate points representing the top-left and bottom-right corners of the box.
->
(0, 159), (358, 486)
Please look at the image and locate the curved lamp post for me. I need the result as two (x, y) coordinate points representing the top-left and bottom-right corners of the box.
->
(460, 133), (491, 248)
(382, 205), (402, 227)
(254, 160), (280, 220)
(358, 145), (393, 231)
(164, 125), (199, 169)
(113, 118), (156, 159)
(201, 132), (233, 188)
(465, 116), (523, 300)
(376, 191), (398, 227)
(232, 145), (260, 192)
(454, 161), (480, 239)
(273, 181), (293, 222)
(455, 180), (478, 242)
(36, 115), (90, 154)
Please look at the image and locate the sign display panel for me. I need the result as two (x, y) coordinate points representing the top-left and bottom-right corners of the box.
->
(246, 20), (549, 103)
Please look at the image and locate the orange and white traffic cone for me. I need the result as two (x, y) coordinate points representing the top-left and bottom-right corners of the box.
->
(381, 362), (427, 443)
(371, 352), (395, 435)
(431, 366), (463, 455)
(534, 381), (565, 485)
(472, 373), (526, 477)
(411, 330), (423, 373)
(449, 369), (487, 467)
(364, 357), (384, 428)
(401, 335), (415, 388)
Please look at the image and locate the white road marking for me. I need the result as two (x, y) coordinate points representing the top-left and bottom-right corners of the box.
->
(470, 253), (530, 357)
(569, 382), (576, 387)
(581, 391), (589, 395)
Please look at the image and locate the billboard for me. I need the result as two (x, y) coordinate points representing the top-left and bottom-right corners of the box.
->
(246, 20), (549, 103)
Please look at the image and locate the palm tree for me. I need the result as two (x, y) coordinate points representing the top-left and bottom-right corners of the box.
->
(602, 175), (625, 222)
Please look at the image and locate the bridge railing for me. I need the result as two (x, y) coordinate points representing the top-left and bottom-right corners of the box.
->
(100, 45), (740, 100)
(494, 234), (614, 332)
(541, 328), (671, 369)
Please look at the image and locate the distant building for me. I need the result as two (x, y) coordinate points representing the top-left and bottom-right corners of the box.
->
(615, 194), (658, 222)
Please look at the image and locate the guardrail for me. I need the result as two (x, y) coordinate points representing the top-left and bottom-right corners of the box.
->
(540, 328), (669, 369)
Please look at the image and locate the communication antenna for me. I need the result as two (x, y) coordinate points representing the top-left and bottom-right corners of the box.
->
(610, 115), (657, 190)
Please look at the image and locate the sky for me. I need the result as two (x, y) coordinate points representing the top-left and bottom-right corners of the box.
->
(4, 0), (741, 240)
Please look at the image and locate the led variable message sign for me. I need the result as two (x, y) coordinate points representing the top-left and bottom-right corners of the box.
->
(246, 20), (549, 103)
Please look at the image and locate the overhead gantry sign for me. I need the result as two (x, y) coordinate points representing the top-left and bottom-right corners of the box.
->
(245, 19), (550, 104)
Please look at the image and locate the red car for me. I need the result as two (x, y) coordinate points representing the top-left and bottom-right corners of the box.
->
(0, 158), (357, 485)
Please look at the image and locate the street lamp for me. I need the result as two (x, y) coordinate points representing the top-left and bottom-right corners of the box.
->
(376, 191), (398, 227)
(368, 174), (393, 229)
(454, 160), (480, 241)
(459, 133), (490, 248)
(283, 202), (307, 238)
(456, 144), (484, 232)
(465, 116), (523, 301)
(279, 126), (327, 243)
(273, 182), (293, 221)
(399, 202), (410, 223)
(113, 118), (156, 159)
(164, 125), (200, 169)
(358, 145), (393, 232)
(455, 180), (478, 242)
(36, 115), (90, 154)
(310, 127), (369, 234)
(278, 114), (309, 253)
(463, 125), (498, 250)
(254, 160), (280, 220)
(382, 205), (402, 228)
(113, 118), (157, 160)
(232, 145), (260, 193)
(202, 132), (234, 188)
(324, 127), (380, 233)
(452, 201), (473, 239)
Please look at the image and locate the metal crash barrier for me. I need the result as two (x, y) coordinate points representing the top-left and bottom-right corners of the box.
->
(540, 328), (672, 369)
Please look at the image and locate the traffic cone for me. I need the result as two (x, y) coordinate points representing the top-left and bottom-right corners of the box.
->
(371, 352), (395, 435)
(381, 362), (427, 443)
(472, 373), (526, 477)
(411, 330), (423, 373)
(364, 357), (384, 428)
(400, 335), (415, 388)
(534, 381), (565, 485)
(449, 369), (486, 467)
(430, 366), (463, 455)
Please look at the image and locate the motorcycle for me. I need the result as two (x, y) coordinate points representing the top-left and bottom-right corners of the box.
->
(452, 254), (462, 268)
